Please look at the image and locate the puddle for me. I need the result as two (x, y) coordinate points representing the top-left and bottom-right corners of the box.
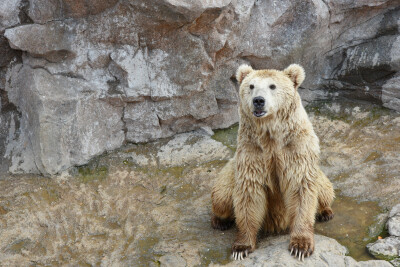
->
(315, 194), (384, 261)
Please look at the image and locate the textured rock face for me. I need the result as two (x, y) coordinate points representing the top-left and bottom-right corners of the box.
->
(1, 0), (400, 174)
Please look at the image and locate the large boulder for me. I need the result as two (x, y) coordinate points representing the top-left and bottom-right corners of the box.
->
(6, 65), (124, 175)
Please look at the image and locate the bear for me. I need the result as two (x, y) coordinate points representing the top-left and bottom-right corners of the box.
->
(211, 64), (335, 261)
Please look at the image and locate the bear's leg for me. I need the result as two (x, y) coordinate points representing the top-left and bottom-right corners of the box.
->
(231, 151), (268, 260)
(211, 158), (235, 230)
(286, 182), (318, 261)
(232, 182), (267, 260)
(316, 170), (335, 222)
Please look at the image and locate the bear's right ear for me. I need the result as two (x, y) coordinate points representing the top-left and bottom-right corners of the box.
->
(236, 64), (253, 84)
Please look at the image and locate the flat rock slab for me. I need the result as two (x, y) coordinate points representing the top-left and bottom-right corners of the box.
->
(211, 235), (391, 267)
(121, 131), (233, 167)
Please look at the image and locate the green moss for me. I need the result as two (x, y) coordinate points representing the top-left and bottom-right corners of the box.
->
(352, 106), (390, 128)
(368, 253), (398, 262)
(212, 124), (238, 152)
(77, 165), (108, 183)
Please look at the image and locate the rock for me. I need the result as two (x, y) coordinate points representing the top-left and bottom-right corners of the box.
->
(110, 46), (151, 101)
(322, 5), (400, 105)
(382, 75), (400, 111)
(369, 213), (389, 238)
(124, 101), (162, 144)
(159, 254), (187, 267)
(4, 21), (76, 62)
(388, 215), (400, 237)
(212, 235), (392, 267)
(390, 204), (400, 218)
(6, 65), (124, 175)
(157, 132), (232, 167)
(0, 36), (17, 67)
(28, 0), (119, 23)
(366, 236), (400, 260)
(2, 0), (400, 174)
(0, 0), (21, 31)
(392, 258), (400, 267)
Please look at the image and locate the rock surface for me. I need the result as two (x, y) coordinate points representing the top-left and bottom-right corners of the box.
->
(367, 204), (400, 262)
(212, 235), (391, 267)
(1, 0), (400, 174)
(0, 128), (396, 266)
(388, 215), (400, 237)
(367, 236), (400, 260)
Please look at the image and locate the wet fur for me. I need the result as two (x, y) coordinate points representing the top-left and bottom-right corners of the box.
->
(211, 64), (335, 261)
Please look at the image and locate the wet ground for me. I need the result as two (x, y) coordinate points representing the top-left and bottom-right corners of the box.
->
(1, 99), (400, 266)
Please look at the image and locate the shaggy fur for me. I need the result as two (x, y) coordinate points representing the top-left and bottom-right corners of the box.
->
(211, 64), (335, 261)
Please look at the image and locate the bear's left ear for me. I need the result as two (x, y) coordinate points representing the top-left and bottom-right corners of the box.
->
(236, 64), (253, 85)
(283, 64), (305, 90)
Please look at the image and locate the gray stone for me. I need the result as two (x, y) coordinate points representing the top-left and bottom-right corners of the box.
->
(388, 215), (400, 237)
(213, 235), (391, 267)
(368, 213), (389, 238)
(382, 75), (400, 111)
(0, 0), (21, 31)
(110, 46), (151, 101)
(4, 21), (76, 62)
(5, 65), (124, 175)
(159, 254), (187, 267)
(366, 236), (400, 260)
(28, 0), (119, 23)
(124, 101), (162, 144)
(390, 204), (400, 218)
(157, 132), (232, 167)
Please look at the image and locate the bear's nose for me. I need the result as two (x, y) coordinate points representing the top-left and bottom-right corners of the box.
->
(253, 97), (265, 109)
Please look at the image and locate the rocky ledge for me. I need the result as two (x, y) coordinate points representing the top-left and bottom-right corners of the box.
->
(367, 204), (400, 266)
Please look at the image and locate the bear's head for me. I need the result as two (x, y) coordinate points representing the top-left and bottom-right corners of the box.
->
(236, 64), (305, 119)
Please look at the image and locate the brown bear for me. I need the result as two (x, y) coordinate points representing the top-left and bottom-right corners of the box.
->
(211, 64), (335, 261)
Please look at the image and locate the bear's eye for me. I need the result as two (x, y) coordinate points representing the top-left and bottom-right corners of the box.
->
(269, 84), (276, 90)
(250, 84), (254, 89)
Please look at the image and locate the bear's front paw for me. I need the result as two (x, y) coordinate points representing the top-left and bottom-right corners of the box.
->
(317, 208), (334, 222)
(211, 215), (234, 231)
(289, 236), (314, 261)
(232, 244), (251, 260)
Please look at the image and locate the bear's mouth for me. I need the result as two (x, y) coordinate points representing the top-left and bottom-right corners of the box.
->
(253, 110), (266, 117)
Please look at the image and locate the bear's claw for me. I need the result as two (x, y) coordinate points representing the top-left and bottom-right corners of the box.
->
(289, 237), (314, 261)
(232, 244), (250, 260)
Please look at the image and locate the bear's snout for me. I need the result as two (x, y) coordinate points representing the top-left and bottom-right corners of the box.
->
(252, 96), (266, 117)
(253, 97), (265, 109)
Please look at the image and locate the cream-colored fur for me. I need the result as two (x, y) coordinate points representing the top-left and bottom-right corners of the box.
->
(211, 64), (335, 261)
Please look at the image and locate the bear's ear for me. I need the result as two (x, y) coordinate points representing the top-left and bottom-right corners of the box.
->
(283, 64), (305, 89)
(236, 64), (253, 84)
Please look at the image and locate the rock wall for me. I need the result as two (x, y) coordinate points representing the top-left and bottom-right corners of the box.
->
(1, 0), (400, 175)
